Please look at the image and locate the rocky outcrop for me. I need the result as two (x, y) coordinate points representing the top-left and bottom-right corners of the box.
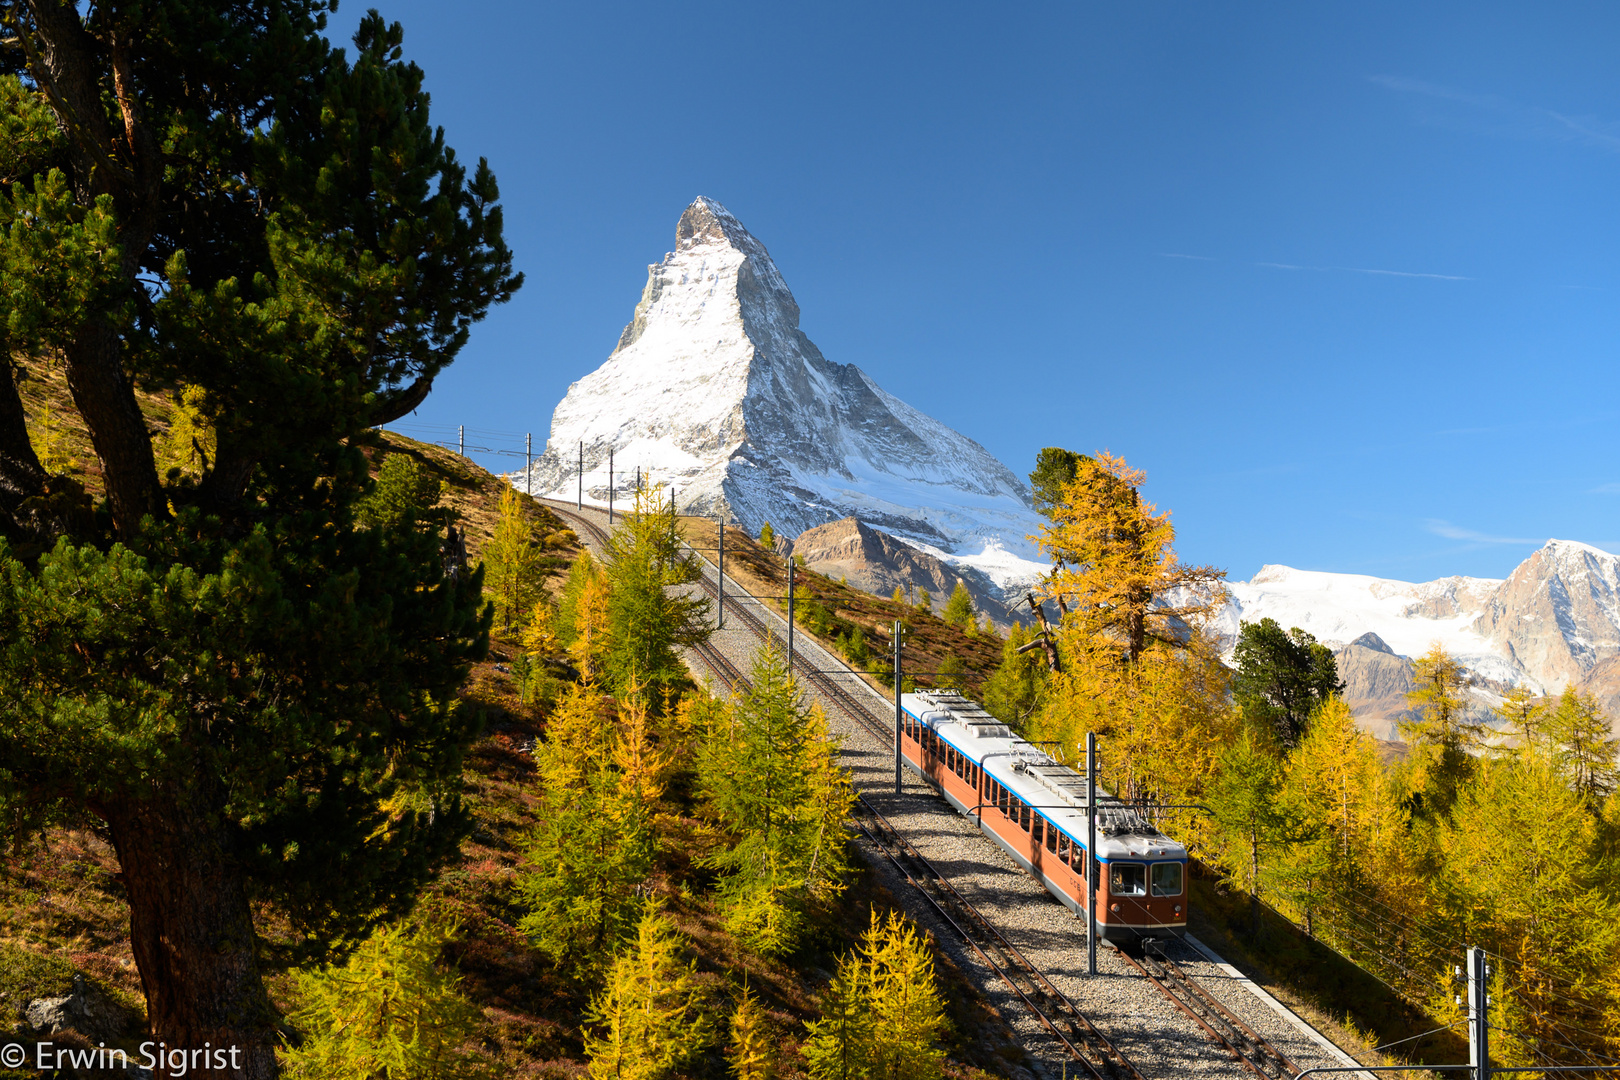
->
(1471, 540), (1620, 694)
(520, 197), (1046, 595)
(1333, 633), (1417, 738)
(789, 516), (1024, 627)
(23, 974), (140, 1044)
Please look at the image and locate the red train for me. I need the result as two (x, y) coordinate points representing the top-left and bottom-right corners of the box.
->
(898, 690), (1188, 942)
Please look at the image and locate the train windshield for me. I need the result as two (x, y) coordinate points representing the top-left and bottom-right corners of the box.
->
(1109, 863), (1146, 896)
(1151, 862), (1183, 897)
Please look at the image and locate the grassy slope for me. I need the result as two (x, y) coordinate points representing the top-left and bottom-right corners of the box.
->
(0, 377), (1018, 1078)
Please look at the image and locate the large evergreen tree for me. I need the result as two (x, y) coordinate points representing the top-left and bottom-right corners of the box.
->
(1231, 617), (1344, 748)
(0, 4), (517, 1072)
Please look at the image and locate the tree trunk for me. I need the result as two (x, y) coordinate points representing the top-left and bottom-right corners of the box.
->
(64, 320), (164, 536)
(1249, 829), (1261, 938)
(104, 781), (277, 1079)
(0, 362), (47, 521)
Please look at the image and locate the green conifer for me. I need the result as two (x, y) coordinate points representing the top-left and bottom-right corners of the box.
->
(697, 647), (854, 955)
(942, 581), (974, 628)
(602, 484), (710, 704)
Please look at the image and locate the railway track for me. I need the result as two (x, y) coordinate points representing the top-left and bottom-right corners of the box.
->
(542, 500), (1309, 1080)
(854, 795), (1145, 1080)
(1114, 941), (1299, 1078)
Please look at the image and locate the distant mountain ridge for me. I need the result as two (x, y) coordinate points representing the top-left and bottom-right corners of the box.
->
(519, 197), (1047, 595)
(1219, 540), (1620, 731)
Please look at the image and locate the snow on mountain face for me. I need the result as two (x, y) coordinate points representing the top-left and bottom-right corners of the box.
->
(1219, 540), (1620, 719)
(522, 197), (1048, 589)
(1217, 565), (1518, 686)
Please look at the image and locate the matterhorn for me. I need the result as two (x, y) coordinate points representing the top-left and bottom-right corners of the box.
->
(522, 197), (1044, 587)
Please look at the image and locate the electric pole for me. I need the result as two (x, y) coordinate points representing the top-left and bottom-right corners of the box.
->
(1087, 731), (1098, 977)
(785, 554), (795, 674)
(608, 447), (614, 524)
(1468, 946), (1490, 1080)
(893, 620), (904, 794)
(576, 440), (582, 510)
(717, 516), (725, 630)
(458, 425), (464, 457)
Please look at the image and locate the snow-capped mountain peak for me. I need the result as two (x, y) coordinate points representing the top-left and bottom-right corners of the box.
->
(522, 196), (1048, 592)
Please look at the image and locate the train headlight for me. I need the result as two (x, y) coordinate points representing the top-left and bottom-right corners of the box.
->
(1173, 904), (1182, 915)
(1109, 903), (1119, 913)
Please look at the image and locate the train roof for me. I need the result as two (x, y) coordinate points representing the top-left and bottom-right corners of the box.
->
(900, 689), (1186, 862)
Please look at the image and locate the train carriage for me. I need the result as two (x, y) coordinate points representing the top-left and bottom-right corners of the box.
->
(897, 690), (1187, 942)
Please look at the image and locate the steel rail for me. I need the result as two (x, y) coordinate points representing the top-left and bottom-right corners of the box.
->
(1112, 944), (1300, 1080)
(853, 795), (1144, 1080)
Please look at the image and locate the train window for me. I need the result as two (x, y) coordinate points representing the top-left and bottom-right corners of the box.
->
(1058, 836), (1071, 864)
(1110, 863), (1147, 897)
(1151, 862), (1183, 897)
(1031, 817), (1043, 845)
(1045, 824), (1058, 853)
(1021, 804), (1031, 831)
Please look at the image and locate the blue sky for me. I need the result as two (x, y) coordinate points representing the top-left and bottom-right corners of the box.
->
(344, 1), (1620, 582)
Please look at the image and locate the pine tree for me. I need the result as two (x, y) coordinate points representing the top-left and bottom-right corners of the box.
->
(697, 648), (854, 955)
(1231, 617), (1344, 749)
(803, 910), (946, 1080)
(355, 453), (444, 531)
(941, 581), (974, 628)
(517, 685), (657, 975)
(1545, 687), (1620, 805)
(916, 588), (932, 613)
(1401, 643), (1485, 815)
(1028, 447), (1085, 519)
(601, 484), (710, 704)
(891, 585), (906, 605)
(484, 485), (543, 631)
(759, 522), (775, 548)
(0, 7), (518, 1060)
(281, 920), (484, 1080)
(584, 909), (713, 1080)
(727, 985), (774, 1080)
